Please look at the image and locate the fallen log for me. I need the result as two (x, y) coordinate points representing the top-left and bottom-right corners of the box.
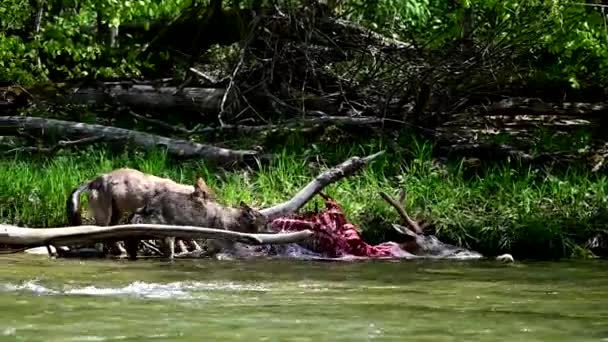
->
(63, 84), (231, 115)
(260, 150), (385, 220)
(0, 223), (313, 249)
(0, 116), (259, 163)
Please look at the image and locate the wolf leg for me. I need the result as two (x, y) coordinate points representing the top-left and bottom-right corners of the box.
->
(90, 191), (127, 258)
(160, 236), (175, 260)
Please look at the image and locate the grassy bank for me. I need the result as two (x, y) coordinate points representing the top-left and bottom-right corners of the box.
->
(1, 136), (606, 260)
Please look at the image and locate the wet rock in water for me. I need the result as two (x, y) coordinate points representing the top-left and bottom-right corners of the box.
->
(496, 254), (515, 263)
(586, 231), (608, 257)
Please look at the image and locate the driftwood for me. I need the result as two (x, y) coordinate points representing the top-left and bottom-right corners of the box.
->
(0, 223), (313, 249)
(260, 151), (385, 220)
(0, 116), (259, 163)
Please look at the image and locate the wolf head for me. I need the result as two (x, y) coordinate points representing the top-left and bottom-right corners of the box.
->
(190, 177), (269, 234)
(237, 201), (270, 234)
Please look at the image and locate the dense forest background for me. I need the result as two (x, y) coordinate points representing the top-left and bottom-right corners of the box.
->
(1, 0), (608, 259)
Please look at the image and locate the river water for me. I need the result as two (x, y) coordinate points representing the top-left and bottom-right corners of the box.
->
(0, 255), (606, 341)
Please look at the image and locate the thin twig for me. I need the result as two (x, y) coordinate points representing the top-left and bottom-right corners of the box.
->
(141, 240), (162, 255)
(218, 47), (245, 126)
(187, 115), (403, 136)
(188, 67), (220, 84)
(218, 16), (261, 126)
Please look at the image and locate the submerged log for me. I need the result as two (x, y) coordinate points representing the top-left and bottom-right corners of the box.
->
(0, 116), (259, 163)
(0, 223), (313, 249)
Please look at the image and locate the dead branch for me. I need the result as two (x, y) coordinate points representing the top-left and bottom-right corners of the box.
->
(438, 142), (577, 166)
(219, 41), (248, 126)
(0, 223), (313, 248)
(260, 150), (385, 220)
(379, 190), (423, 235)
(126, 115), (399, 140)
(177, 239), (188, 253)
(0, 116), (260, 163)
(189, 240), (202, 250)
(318, 17), (415, 52)
(480, 98), (608, 117)
(141, 240), (163, 255)
(190, 116), (398, 135)
(188, 67), (225, 85)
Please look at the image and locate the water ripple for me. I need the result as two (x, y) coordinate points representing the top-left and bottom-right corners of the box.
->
(0, 280), (270, 300)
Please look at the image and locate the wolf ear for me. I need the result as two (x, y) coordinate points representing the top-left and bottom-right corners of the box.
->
(192, 177), (211, 200)
(239, 201), (251, 210)
(240, 201), (256, 216)
(240, 201), (266, 221)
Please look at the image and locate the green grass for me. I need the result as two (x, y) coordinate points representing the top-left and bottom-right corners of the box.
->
(1, 136), (607, 260)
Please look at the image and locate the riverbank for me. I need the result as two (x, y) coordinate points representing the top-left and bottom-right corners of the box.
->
(0, 134), (605, 260)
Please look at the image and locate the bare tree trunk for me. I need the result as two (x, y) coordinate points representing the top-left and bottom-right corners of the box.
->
(29, 0), (45, 69)
(96, 6), (104, 42)
(29, 0), (45, 37)
(0, 116), (261, 164)
(109, 25), (119, 48)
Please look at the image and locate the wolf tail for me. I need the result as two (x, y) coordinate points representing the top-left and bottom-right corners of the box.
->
(66, 176), (103, 226)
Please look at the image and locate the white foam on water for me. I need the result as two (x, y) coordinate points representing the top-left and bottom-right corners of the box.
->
(2, 327), (16, 336)
(0, 280), (270, 300)
(1, 280), (59, 295)
(63, 281), (196, 300)
(64, 335), (129, 341)
(65, 336), (108, 341)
